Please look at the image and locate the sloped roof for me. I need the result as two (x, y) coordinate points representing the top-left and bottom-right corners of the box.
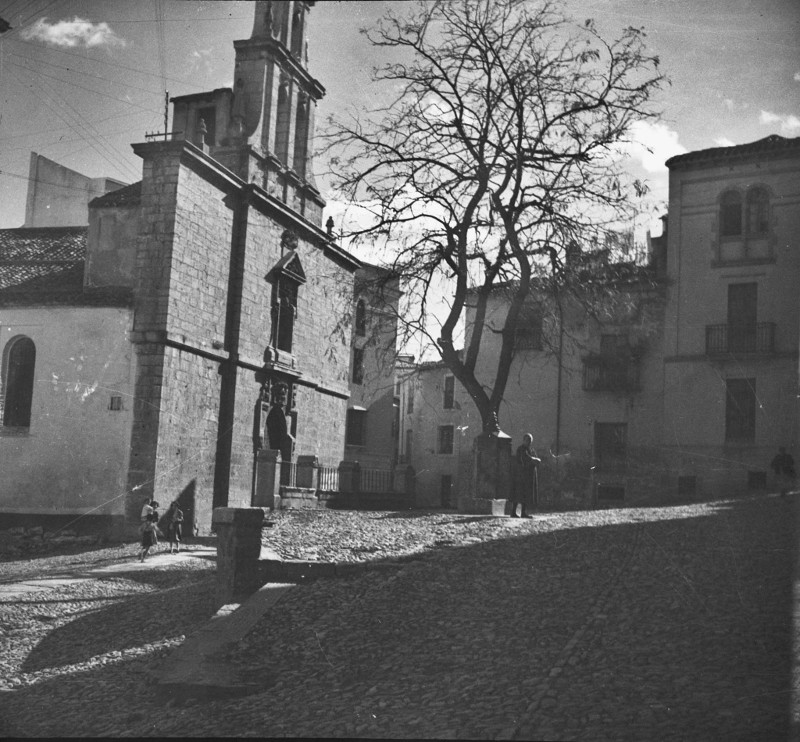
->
(90, 180), (142, 208)
(0, 226), (132, 306)
(666, 134), (800, 169)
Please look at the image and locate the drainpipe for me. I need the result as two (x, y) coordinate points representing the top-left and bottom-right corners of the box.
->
(554, 290), (564, 474)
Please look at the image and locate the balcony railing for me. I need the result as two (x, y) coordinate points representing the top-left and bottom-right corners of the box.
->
(705, 323), (775, 355)
(582, 355), (640, 392)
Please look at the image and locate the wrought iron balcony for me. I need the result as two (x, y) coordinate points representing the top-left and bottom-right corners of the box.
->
(582, 355), (641, 392)
(705, 323), (775, 355)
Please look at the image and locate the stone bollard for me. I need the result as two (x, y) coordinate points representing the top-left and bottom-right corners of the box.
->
(212, 507), (266, 608)
(338, 460), (361, 494)
(253, 449), (281, 509)
(296, 455), (319, 490)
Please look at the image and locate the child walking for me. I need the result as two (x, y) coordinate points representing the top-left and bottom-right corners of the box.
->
(166, 500), (184, 554)
(138, 511), (161, 562)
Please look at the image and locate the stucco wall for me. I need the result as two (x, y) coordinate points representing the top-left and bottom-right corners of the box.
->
(0, 306), (134, 520)
(663, 147), (800, 496)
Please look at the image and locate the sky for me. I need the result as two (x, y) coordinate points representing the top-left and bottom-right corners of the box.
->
(0, 0), (798, 238)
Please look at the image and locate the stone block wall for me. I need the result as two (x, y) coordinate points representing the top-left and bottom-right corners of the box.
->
(127, 140), (356, 533)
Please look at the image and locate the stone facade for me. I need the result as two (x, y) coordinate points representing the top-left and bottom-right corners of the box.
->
(661, 134), (800, 497)
(1, 2), (360, 535)
(401, 136), (800, 507)
(345, 264), (401, 468)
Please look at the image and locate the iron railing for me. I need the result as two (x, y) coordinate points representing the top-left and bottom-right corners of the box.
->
(360, 467), (393, 494)
(317, 465), (339, 492)
(705, 322), (775, 354)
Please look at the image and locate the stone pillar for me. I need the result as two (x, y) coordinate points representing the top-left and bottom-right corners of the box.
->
(212, 507), (265, 607)
(296, 454), (319, 490)
(338, 460), (361, 494)
(459, 431), (512, 515)
(253, 449), (281, 509)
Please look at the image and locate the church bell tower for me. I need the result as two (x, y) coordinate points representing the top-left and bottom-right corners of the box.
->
(171, 1), (326, 225)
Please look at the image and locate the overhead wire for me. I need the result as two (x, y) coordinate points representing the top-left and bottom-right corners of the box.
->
(7, 56), (165, 115)
(4, 64), (141, 182)
(5, 62), (140, 172)
(5, 50), (176, 99)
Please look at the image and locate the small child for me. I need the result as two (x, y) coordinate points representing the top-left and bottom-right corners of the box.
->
(138, 511), (161, 562)
(166, 500), (184, 554)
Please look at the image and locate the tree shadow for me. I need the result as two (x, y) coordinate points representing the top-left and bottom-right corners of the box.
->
(21, 569), (215, 673)
(1, 495), (794, 739)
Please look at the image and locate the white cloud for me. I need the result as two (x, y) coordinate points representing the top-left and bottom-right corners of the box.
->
(723, 98), (735, 111)
(759, 109), (800, 134)
(794, 72), (800, 82)
(625, 121), (687, 173)
(713, 137), (735, 147)
(20, 17), (126, 48)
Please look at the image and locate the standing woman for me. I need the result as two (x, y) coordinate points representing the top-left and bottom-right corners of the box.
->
(166, 500), (184, 554)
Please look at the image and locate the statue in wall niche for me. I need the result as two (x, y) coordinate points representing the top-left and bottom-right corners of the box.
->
(265, 381), (294, 461)
(280, 229), (298, 253)
(229, 77), (247, 139)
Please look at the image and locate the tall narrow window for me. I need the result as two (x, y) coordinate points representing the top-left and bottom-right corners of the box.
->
(405, 428), (413, 462)
(438, 424), (454, 455)
(720, 190), (742, 237)
(355, 299), (366, 337)
(352, 347), (365, 385)
(292, 94), (309, 178)
(269, 243), (305, 355)
(290, 3), (304, 56)
(725, 379), (756, 442)
(275, 79), (291, 165)
(443, 375), (455, 409)
(746, 188), (769, 235)
(727, 282), (757, 353)
(2, 336), (36, 429)
(274, 279), (298, 353)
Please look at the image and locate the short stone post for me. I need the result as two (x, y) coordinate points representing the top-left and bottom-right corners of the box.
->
(338, 460), (361, 494)
(253, 449), (281, 509)
(296, 454), (319, 490)
(212, 507), (265, 608)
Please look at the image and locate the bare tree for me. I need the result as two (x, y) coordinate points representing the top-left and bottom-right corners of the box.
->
(324, 0), (665, 436)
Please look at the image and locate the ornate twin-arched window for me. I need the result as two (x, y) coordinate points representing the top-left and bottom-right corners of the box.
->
(720, 187), (770, 238)
(716, 186), (772, 264)
(2, 335), (36, 429)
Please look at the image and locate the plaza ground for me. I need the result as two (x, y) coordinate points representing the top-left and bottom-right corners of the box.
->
(0, 493), (795, 739)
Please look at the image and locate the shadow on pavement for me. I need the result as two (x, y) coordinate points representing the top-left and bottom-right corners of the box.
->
(1, 495), (794, 739)
(21, 569), (215, 674)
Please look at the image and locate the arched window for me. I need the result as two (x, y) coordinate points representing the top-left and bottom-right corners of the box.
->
(275, 78), (291, 165)
(746, 187), (769, 235)
(292, 93), (309, 179)
(355, 299), (366, 337)
(290, 3), (305, 57)
(720, 190), (742, 237)
(2, 336), (36, 429)
(269, 237), (306, 355)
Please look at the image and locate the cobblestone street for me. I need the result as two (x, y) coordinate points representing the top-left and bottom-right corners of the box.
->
(0, 494), (795, 739)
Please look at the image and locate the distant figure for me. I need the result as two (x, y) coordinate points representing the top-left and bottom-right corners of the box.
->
(770, 447), (796, 497)
(166, 501), (184, 554)
(509, 433), (541, 518)
(138, 511), (161, 562)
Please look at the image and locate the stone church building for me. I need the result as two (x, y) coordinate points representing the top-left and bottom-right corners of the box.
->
(0, 1), (361, 535)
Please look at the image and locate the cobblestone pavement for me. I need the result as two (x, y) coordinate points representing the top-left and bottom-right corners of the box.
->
(0, 495), (795, 739)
